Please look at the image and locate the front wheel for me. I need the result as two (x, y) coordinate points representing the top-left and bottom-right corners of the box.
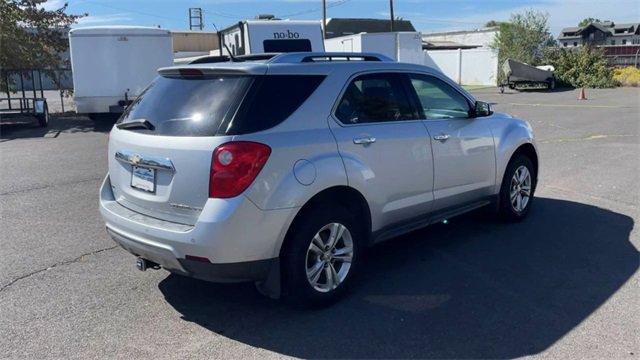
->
(281, 205), (361, 307)
(497, 154), (536, 221)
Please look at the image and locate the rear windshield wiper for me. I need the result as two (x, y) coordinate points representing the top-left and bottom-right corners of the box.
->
(116, 119), (155, 130)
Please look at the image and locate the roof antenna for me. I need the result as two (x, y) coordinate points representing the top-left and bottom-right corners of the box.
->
(212, 22), (238, 62)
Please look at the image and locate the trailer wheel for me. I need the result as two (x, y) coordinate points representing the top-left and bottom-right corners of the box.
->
(36, 103), (49, 128)
(547, 78), (556, 90)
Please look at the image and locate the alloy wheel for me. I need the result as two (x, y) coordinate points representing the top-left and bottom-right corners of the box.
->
(510, 165), (532, 212)
(305, 223), (354, 293)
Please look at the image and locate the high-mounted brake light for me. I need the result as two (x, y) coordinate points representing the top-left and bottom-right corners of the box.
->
(209, 141), (271, 198)
(179, 68), (203, 77)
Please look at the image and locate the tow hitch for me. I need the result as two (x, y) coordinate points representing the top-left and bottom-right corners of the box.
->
(136, 257), (159, 271)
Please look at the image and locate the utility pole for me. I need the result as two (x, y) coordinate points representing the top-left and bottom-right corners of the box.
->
(389, 0), (395, 32)
(322, 0), (327, 39)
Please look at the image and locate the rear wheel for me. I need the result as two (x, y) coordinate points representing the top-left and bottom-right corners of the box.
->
(498, 154), (536, 221)
(547, 77), (556, 90)
(281, 205), (361, 307)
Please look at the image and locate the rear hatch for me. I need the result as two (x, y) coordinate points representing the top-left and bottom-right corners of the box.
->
(108, 72), (252, 225)
(108, 67), (326, 225)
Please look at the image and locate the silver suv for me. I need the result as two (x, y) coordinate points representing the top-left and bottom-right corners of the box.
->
(100, 52), (538, 306)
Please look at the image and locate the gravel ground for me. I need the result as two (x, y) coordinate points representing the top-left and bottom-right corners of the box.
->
(0, 87), (638, 359)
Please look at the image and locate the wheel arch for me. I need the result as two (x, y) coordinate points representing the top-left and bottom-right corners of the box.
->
(501, 142), (539, 192)
(279, 185), (372, 258)
(512, 143), (538, 177)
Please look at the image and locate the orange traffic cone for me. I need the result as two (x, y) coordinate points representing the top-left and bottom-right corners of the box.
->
(578, 87), (587, 100)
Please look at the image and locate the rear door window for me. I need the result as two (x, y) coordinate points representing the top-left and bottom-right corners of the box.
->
(335, 73), (415, 124)
(118, 76), (251, 136)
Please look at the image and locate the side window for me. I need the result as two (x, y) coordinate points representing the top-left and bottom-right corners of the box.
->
(224, 75), (325, 135)
(335, 73), (415, 124)
(409, 74), (471, 119)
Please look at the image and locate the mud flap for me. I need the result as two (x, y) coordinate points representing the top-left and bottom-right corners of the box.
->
(255, 258), (281, 299)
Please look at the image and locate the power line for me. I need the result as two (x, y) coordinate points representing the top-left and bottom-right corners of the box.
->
(72, 0), (182, 22)
(201, 8), (251, 20)
(281, 0), (351, 18)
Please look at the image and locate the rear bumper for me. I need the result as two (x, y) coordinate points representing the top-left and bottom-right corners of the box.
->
(108, 226), (276, 282)
(99, 174), (297, 283)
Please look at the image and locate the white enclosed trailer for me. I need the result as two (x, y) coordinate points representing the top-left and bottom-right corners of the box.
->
(217, 20), (324, 56)
(69, 26), (173, 116)
(324, 32), (423, 64)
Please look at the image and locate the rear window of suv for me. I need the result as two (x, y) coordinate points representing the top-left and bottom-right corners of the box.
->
(117, 74), (325, 136)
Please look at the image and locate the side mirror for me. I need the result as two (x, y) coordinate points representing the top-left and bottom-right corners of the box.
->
(473, 101), (493, 117)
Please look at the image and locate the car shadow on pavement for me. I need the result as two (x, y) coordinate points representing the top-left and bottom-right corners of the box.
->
(158, 197), (637, 359)
(0, 115), (116, 141)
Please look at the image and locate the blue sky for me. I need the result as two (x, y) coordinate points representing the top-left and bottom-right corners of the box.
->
(44, 0), (640, 36)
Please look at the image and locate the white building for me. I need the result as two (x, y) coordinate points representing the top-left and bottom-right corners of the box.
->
(421, 27), (500, 86)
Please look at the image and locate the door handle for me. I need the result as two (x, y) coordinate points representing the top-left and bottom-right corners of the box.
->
(433, 134), (450, 142)
(353, 136), (376, 145)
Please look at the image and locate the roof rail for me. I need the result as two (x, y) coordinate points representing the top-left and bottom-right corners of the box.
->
(269, 52), (393, 64)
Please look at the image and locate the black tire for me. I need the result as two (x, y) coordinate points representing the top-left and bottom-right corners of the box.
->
(36, 103), (49, 128)
(547, 77), (556, 90)
(281, 205), (363, 308)
(497, 154), (536, 221)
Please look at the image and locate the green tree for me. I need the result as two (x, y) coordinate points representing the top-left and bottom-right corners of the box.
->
(490, 10), (554, 82)
(485, 20), (505, 27)
(0, 0), (85, 89)
(578, 18), (601, 27)
(543, 46), (616, 88)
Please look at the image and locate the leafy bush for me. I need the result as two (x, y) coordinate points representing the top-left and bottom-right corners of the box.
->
(613, 66), (640, 87)
(542, 46), (617, 88)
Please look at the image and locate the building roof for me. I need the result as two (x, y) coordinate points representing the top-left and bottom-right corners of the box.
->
(324, 18), (415, 39)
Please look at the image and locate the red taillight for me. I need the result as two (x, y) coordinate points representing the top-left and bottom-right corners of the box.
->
(209, 141), (271, 198)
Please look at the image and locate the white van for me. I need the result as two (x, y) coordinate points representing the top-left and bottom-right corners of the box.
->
(69, 26), (173, 117)
(217, 20), (324, 55)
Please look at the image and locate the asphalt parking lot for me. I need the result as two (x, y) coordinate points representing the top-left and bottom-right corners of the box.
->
(1, 87), (638, 359)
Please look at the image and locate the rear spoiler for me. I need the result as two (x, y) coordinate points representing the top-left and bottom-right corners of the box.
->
(188, 53), (280, 64)
(157, 65), (267, 77)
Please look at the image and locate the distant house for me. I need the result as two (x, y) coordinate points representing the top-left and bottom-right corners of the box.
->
(558, 21), (640, 66)
(558, 21), (640, 47)
(324, 18), (415, 39)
